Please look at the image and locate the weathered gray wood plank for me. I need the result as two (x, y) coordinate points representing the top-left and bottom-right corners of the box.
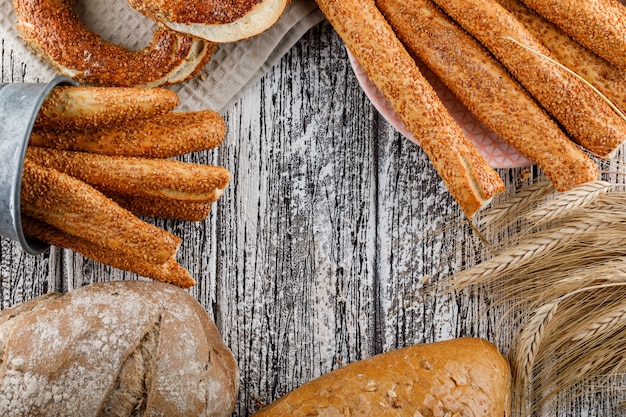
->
(214, 23), (380, 414)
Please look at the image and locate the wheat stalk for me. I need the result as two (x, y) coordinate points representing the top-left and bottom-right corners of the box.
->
(518, 258), (626, 304)
(532, 327), (626, 404)
(571, 305), (626, 343)
(443, 181), (626, 415)
(525, 181), (612, 227)
(451, 219), (606, 290)
(515, 289), (626, 415)
(474, 180), (554, 229)
(511, 302), (559, 394)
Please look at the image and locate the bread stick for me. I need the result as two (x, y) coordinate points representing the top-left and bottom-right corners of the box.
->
(20, 161), (181, 265)
(315, 0), (505, 218)
(430, 0), (626, 158)
(26, 147), (230, 202)
(30, 110), (226, 158)
(519, 0), (626, 71)
(21, 216), (195, 288)
(376, 0), (599, 192)
(35, 86), (179, 130)
(496, 0), (626, 114)
(108, 193), (213, 222)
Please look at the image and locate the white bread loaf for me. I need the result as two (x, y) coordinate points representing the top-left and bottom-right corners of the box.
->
(0, 280), (239, 417)
(252, 337), (511, 416)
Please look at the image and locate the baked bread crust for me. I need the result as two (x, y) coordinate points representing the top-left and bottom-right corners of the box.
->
(0, 281), (239, 417)
(377, 0), (599, 191)
(519, 0), (626, 72)
(253, 337), (511, 417)
(129, 0), (266, 24)
(13, 0), (214, 87)
(430, 0), (626, 159)
(127, 0), (290, 43)
(316, 0), (505, 218)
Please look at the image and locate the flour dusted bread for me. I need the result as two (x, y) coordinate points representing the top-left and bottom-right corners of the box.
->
(0, 281), (239, 417)
(253, 337), (511, 416)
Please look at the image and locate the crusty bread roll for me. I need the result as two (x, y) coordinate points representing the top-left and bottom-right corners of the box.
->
(252, 337), (511, 416)
(0, 281), (239, 417)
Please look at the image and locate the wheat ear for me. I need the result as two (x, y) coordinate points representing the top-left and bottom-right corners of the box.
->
(473, 180), (554, 229)
(571, 304), (626, 343)
(451, 219), (604, 290)
(525, 181), (612, 227)
(511, 302), (559, 394)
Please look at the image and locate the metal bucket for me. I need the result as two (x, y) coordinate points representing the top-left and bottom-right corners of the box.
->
(0, 76), (77, 254)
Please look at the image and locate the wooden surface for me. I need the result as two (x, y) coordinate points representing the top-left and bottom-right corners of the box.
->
(1, 17), (623, 417)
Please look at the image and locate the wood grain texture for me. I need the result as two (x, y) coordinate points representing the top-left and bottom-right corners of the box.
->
(1, 18), (624, 417)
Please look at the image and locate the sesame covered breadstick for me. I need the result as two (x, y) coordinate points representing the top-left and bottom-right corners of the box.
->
(30, 110), (226, 158)
(34, 86), (179, 130)
(519, 0), (626, 72)
(108, 193), (213, 222)
(25, 147), (230, 202)
(315, 0), (505, 218)
(431, 0), (626, 158)
(22, 216), (195, 288)
(376, 0), (599, 192)
(497, 0), (626, 114)
(20, 161), (181, 265)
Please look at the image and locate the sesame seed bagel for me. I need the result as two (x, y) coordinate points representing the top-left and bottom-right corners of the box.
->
(127, 0), (290, 43)
(13, 0), (215, 87)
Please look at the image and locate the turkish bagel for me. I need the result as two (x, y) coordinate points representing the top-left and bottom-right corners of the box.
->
(13, 0), (215, 87)
(127, 0), (290, 43)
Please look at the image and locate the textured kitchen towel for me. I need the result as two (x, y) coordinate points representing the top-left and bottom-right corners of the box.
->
(0, 0), (325, 114)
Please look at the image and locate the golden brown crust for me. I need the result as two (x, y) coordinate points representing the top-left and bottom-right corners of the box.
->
(128, 0), (265, 25)
(107, 193), (213, 222)
(26, 147), (231, 202)
(34, 86), (179, 130)
(13, 0), (215, 86)
(30, 110), (226, 158)
(316, 0), (504, 218)
(519, 0), (626, 71)
(22, 216), (195, 288)
(498, 0), (626, 115)
(430, 0), (626, 158)
(252, 337), (511, 417)
(20, 161), (181, 265)
(128, 0), (291, 43)
(377, 0), (599, 192)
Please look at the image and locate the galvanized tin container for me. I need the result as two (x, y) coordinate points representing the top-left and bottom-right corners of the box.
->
(0, 76), (76, 254)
